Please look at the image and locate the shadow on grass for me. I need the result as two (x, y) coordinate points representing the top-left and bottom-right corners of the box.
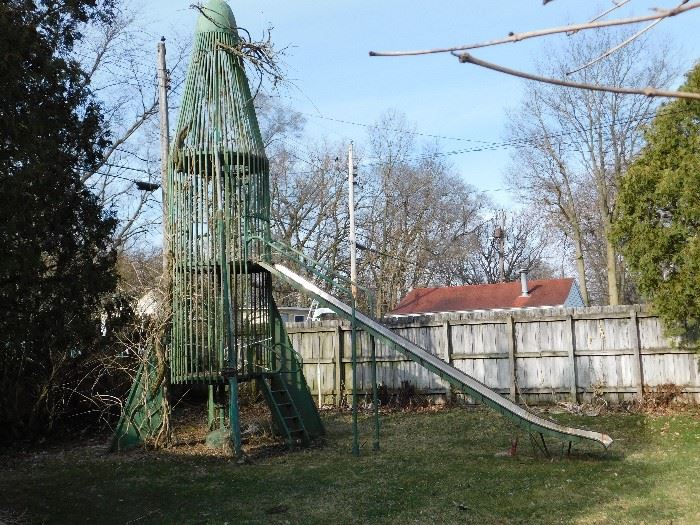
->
(0, 406), (696, 525)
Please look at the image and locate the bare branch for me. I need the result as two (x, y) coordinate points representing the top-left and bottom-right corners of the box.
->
(568, 0), (632, 36)
(566, 18), (663, 75)
(567, 1), (688, 74)
(369, 2), (700, 57)
(455, 52), (700, 101)
(189, 3), (288, 89)
(81, 99), (159, 183)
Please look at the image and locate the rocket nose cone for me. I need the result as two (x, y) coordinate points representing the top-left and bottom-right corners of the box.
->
(195, 0), (237, 34)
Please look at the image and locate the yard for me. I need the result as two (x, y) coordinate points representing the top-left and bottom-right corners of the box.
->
(1, 405), (699, 525)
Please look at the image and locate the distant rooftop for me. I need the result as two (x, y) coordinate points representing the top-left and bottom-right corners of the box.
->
(388, 278), (583, 317)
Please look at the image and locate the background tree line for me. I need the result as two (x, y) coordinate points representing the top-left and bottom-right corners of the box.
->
(264, 107), (554, 316)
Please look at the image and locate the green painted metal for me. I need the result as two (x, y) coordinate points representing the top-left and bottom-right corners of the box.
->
(161, 0), (322, 451)
(110, 358), (164, 452)
(257, 372), (311, 448)
(112, 1), (324, 453)
(350, 298), (359, 456)
(370, 335), (380, 451)
(268, 302), (325, 438)
(168, 0), (270, 387)
(207, 385), (215, 428)
(195, 0), (237, 35)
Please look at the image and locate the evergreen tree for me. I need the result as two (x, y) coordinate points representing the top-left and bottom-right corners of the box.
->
(0, 0), (118, 440)
(613, 63), (700, 338)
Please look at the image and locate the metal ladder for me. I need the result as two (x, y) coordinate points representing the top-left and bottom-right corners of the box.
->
(257, 372), (311, 449)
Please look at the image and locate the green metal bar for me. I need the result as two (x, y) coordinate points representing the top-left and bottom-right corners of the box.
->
(261, 238), (378, 315)
(370, 334), (380, 451)
(229, 376), (242, 457)
(219, 214), (241, 456)
(208, 385), (215, 429)
(351, 296), (359, 457)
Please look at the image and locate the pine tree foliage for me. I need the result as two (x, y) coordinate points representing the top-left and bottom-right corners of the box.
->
(613, 63), (700, 339)
(0, 0), (119, 441)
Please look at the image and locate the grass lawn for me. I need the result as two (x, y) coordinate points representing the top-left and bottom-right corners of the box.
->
(1, 405), (699, 525)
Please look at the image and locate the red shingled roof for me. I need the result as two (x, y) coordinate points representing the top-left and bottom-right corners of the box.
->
(389, 278), (576, 316)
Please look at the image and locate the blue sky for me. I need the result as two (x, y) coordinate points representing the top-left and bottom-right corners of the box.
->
(145, 1), (700, 208)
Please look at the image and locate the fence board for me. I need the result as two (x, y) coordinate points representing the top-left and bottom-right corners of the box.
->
(286, 306), (700, 404)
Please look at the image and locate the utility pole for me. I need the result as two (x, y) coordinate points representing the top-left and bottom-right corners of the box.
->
(155, 37), (172, 448)
(157, 37), (171, 274)
(494, 211), (506, 282)
(348, 141), (357, 298)
(348, 141), (359, 456)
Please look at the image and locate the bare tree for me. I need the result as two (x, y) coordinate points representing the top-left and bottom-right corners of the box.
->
(506, 30), (675, 305)
(435, 210), (555, 286)
(270, 140), (351, 304)
(75, 1), (190, 250)
(358, 111), (483, 315)
(255, 95), (352, 305)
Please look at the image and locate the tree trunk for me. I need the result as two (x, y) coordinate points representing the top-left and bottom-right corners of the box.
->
(598, 185), (620, 306)
(572, 229), (590, 306)
(604, 224), (620, 306)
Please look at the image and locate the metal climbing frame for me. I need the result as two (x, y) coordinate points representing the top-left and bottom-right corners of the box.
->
(163, 0), (322, 454)
(168, 2), (271, 385)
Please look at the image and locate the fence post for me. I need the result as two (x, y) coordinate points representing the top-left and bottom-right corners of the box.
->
(566, 314), (578, 403)
(630, 310), (644, 400)
(506, 316), (517, 402)
(334, 325), (344, 407)
(442, 319), (452, 401)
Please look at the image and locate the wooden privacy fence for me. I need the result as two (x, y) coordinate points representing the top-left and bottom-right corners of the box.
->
(285, 305), (700, 406)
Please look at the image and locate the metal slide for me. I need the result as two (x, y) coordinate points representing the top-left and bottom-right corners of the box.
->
(261, 262), (613, 450)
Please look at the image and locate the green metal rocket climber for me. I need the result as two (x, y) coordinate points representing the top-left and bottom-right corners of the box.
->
(113, 0), (323, 454)
(113, 0), (614, 458)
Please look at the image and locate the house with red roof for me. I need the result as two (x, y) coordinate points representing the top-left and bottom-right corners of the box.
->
(387, 272), (585, 317)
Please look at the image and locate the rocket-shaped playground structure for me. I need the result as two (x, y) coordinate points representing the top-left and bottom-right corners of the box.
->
(112, 0), (612, 455)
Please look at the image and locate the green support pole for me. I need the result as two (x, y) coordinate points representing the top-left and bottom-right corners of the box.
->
(220, 216), (242, 458)
(370, 334), (380, 451)
(208, 385), (215, 429)
(351, 297), (359, 456)
(229, 376), (242, 456)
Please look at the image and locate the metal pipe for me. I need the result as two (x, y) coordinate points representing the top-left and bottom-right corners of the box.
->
(349, 142), (359, 456)
(370, 334), (380, 451)
(351, 296), (359, 456)
(520, 268), (530, 297)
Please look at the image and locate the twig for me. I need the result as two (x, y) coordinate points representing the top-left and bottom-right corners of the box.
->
(567, 0), (632, 36)
(189, 3), (287, 90)
(216, 34), (286, 88)
(454, 52), (700, 101)
(81, 99), (159, 183)
(369, 2), (700, 57)
(566, 0), (688, 74)
(566, 18), (663, 75)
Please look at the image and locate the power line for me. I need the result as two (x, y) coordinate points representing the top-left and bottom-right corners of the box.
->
(301, 112), (495, 145)
(280, 106), (691, 170)
(357, 106), (680, 167)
